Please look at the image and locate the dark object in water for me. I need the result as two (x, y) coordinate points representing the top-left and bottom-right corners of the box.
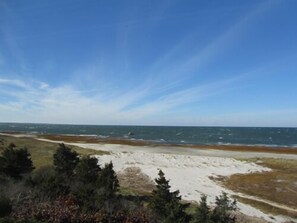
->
(128, 132), (135, 136)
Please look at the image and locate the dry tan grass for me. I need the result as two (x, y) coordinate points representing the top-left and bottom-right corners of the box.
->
(38, 134), (297, 154)
(220, 158), (297, 219)
(0, 135), (109, 169)
(233, 211), (271, 223)
(232, 195), (297, 220)
(118, 167), (155, 195)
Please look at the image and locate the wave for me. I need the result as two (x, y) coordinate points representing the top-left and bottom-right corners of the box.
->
(1, 124), (296, 148)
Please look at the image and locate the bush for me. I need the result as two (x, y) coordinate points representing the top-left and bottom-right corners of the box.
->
(53, 144), (79, 177)
(0, 146), (34, 179)
(71, 181), (97, 211)
(193, 194), (211, 223)
(96, 161), (119, 201)
(149, 170), (190, 223)
(29, 165), (69, 199)
(70, 156), (101, 210)
(11, 195), (152, 223)
(30, 165), (55, 186)
(0, 195), (12, 217)
(211, 192), (237, 223)
(75, 156), (100, 183)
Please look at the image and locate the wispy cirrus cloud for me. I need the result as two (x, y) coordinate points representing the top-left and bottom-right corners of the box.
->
(1, 0), (295, 127)
(0, 78), (28, 88)
(0, 74), (243, 125)
(140, 1), (275, 88)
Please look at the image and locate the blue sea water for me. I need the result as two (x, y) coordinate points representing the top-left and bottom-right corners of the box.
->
(0, 123), (296, 147)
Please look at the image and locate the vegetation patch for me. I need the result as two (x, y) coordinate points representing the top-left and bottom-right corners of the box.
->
(118, 167), (155, 195)
(219, 158), (297, 218)
(232, 195), (297, 220)
(0, 139), (240, 222)
(0, 135), (109, 168)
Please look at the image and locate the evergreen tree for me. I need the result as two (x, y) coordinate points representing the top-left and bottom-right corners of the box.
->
(211, 192), (237, 223)
(193, 194), (211, 223)
(72, 156), (101, 210)
(0, 146), (34, 179)
(96, 161), (119, 201)
(149, 170), (190, 223)
(53, 144), (79, 177)
(75, 156), (100, 183)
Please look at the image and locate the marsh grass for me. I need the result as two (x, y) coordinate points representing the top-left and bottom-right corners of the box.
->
(219, 158), (297, 218)
(232, 195), (297, 220)
(0, 135), (109, 169)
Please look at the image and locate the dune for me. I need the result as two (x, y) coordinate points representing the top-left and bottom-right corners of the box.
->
(60, 141), (293, 223)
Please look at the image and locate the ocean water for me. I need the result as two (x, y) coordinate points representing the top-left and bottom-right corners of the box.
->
(0, 123), (296, 147)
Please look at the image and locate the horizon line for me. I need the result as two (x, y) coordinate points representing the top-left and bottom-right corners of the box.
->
(0, 121), (296, 129)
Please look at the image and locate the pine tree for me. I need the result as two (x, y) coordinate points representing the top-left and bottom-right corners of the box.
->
(96, 161), (119, 201)
(211, 192), (237, 223)
(0, 146), (34, 179)
(193, 194), (211, 223)
(72, 156), (101, 210)
(149, 170), (190, 223)
(75, 156), (101, 183)
(53, 144), (79, 177)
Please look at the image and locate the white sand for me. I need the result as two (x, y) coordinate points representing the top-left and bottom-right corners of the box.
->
(2, 133), (296, 222)
(32, 138), (297, 222)
(97, 151), (268, 202)
(61, 142), (295, 223)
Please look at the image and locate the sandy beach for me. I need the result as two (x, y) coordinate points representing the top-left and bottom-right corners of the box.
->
(2, 133), (297, 222)
(62, 141), (294, 223)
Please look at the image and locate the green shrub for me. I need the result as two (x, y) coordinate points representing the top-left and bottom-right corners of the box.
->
(96, 161), (119, 201)
(53, 144), (79, 177)
(192, 194), (211, 223)
(71, 181), (97, 211)
(149, 170), (190, 223)
(0, 195), (12, 217)
(211, 192), (237, 223)
(30, 165), (69, 198)
(75, 156), (100, 183)
(0, 147), (34, 179)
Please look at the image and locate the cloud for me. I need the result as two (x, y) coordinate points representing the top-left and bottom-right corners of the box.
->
(141, 0), (276, 89)
(122, 73), (248, 122)
(39, 82), (49, 89)
(0, 74), (243, 125)
(194, 109), (297, 127)
(0, 0), (287, 126)
(0, 76), (148, 124)
(0, 73), (295, 127)
(0, 78), (28, 88)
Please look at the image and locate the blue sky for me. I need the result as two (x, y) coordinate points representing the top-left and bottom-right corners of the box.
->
(0, 0), (296, 127)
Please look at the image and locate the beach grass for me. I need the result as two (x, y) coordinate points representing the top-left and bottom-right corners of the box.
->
(0, 135), (109, 169)
(1, 133), (297, 221)
(220, 158), (297, 218)
(232, 195), (297, 220)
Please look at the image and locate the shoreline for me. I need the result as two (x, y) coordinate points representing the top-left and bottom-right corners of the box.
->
(1, 132), (297, 156)
(1, 132), (297, 222)
(72, 143), (294, 222)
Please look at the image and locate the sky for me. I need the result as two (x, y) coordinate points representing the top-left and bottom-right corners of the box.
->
(0, 0), (296, 127)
